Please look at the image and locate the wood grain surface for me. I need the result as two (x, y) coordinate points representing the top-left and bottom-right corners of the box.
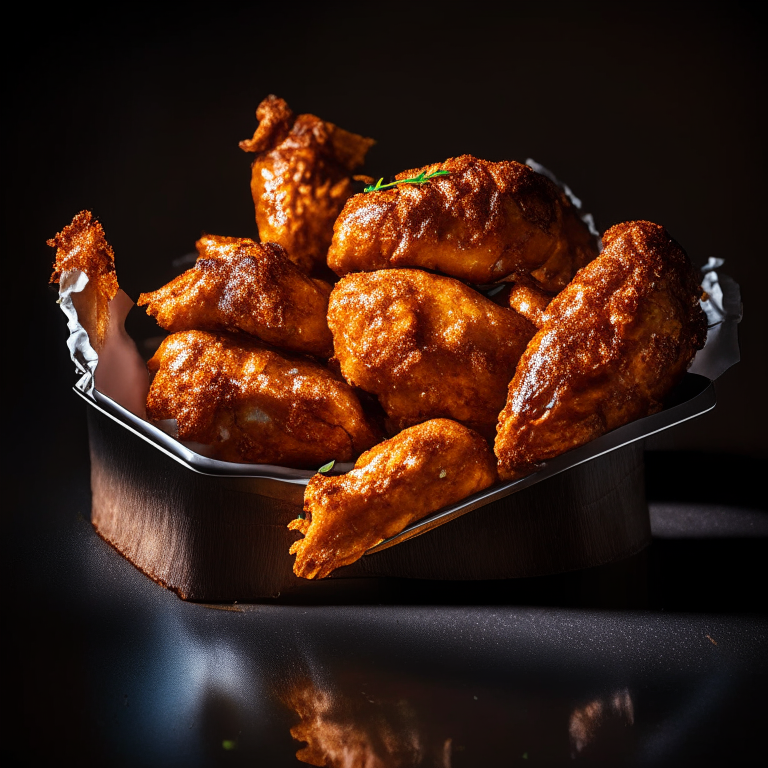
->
(88, 406), (650, 601)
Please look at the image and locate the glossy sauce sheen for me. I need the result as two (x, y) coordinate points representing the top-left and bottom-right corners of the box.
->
(506, 274), (555, 328)
(146, 330), (380, 467)
(240, 95), (375, 274)
(328, 154), (598, 289)
(289, 419), (498, 579)
(328, 269), (537, 440)
(138, 235), (334, 357)
(495, 221), (708, 480)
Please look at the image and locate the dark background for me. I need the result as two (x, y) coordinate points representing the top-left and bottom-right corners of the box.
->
(4, 3), (767, 766)
(7, 0), (766, 469)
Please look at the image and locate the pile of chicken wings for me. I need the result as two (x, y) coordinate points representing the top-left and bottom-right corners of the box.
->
(50, 96), (707, 579)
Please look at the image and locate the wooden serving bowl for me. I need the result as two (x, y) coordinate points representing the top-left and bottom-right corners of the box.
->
(87, 402), (652, 601)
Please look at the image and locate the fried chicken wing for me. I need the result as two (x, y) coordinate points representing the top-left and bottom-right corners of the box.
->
(327, 155), (599, 288)
(240, 95), (375, 274)
(147, 330), (380, 466)
(48, 210), (119, 350)
(495, 221), (707, 480)
(137, 235), (333, 357)
(506, 274), (555, 328)
(289, 419), (497, 579)
(328, 269), (537, 440)
(530, 193), (601, 291)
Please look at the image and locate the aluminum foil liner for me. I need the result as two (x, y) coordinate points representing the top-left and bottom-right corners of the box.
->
(55, 172), (742, 488)
(54, 173), (742, 551)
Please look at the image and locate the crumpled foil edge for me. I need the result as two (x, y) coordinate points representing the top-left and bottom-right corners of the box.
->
(58, 270), (99, 396)
(55, 180), (742, 471)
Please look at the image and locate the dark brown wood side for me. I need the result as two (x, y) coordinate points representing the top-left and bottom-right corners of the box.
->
(87, 407), (650, 601)
(340, 442), (649, 580)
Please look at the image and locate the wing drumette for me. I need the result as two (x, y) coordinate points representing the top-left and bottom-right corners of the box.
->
(147, 330), (380, 467)
(138, 235), (333, 357)
(495, 221), (707, 480)
(240, 95), (375, 274)
(328, 268), (537, 440)
(327, 155), (598, 289)
(289, 419), (497, 579)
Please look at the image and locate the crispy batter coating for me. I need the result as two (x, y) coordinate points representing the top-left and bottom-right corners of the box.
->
(495, 221), (707, 480)
(146, 330), (380, 467)
(531, 196), (600, 291)
(48, 210), (119, 350)
(506, 274), (555, 328)
(240, 95), (375, 274)
(327, 155), (598, 288)
(137, 235), (333, 357)
(289, 419), (497, 579)
(328, 269), (537, 440)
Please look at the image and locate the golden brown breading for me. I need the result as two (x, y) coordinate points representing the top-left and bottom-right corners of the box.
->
(495, 221), (707, 480)
(137, 235), (333, 357)
(327, 155), (598, 288)
(240, 95), (375, 274)
(48, 210), (119, 350)
(530, 197), (600, 291)
(506, 274), (555, 328)
(146, 330), (380, 467)
(289, 419), (497, 579)
(328, 269), (537, 440)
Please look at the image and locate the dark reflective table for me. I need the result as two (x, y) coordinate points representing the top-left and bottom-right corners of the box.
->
(8, 440), (767, 767)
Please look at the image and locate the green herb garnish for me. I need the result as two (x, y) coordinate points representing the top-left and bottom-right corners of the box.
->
(364, 169), (450, 193)
(296, 512), (305, 520)
(318, 460), (336, 473)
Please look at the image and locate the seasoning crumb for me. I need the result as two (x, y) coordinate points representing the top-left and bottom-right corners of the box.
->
(439, 469), (447, 478)
(706, 634), (718, 646)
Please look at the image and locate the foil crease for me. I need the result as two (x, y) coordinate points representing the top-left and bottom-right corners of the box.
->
(55, 211), (741, 474)
(58, 270), (100, 396)
(689, 257), (743, 380)
(58, 269), (149, 417)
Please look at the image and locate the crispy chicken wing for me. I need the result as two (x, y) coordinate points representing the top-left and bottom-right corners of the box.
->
(137, 235), (333, 357)
(495, 221), (707, 480)
(240, 95), (375, 274)
(327, 155), (598, 289)
(289, 419), (497, 579)
(146, 330), (380, 467)
(505, 274), (555, 328)
(531, 192), (600, 291)
(328, 269), (537, 440)
(48, 210), (119, 351)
